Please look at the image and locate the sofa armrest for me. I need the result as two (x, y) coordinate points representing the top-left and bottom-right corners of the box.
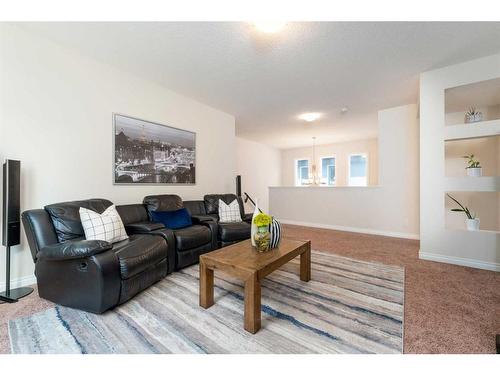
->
(37, 240), (112, 261)
(243, 213), (253, 224)
(193, 220), (218, 250)
(35, 247), (121, 313)
(145, 228), (176, 274)
(125, 221), (165, 234)
(191, 215), (217, 224)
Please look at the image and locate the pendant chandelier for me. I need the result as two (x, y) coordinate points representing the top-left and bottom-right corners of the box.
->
(305, 136), (321, 186)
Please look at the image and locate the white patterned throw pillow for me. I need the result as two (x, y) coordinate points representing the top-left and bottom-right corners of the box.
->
(218, 199), (242, 223)
(79, 205), (128, 243)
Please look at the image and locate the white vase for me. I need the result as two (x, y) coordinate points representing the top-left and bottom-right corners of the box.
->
(250, 199), (259, 246)
(466, 167), (482, 177)
(466, 218), (480, 231)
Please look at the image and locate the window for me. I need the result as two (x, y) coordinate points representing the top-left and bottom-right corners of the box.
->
(295, 159), (309, 186)
(349, 154), (368, 186)
(321, 157), (335, 185)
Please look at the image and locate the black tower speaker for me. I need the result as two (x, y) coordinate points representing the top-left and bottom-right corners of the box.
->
(1, 159), (33, 303)
(236, 175), (242, 197)
(3, 159), (21, 247)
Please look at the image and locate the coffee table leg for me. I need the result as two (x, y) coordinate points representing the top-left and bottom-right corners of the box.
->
(199, 261), (214, 308)
(244, 273), (261, 334)
(300, 242), (311, 282)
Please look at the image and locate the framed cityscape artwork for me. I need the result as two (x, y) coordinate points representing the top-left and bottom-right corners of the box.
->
(113, 114), (196, 184)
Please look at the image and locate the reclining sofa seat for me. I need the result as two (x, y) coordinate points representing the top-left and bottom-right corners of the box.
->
(21, 198), (169, 314)
(115, 202), (176, 274)
(117, 194), (217, 272)
(185, 194), (252, 247)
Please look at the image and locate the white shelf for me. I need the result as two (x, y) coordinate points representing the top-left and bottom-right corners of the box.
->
(445, 176), (500, 192)
(446, 228), (500, 235)
(444, 119), (500, 141)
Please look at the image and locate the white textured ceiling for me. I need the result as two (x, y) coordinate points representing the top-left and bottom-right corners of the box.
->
(17, 22), (500, 149)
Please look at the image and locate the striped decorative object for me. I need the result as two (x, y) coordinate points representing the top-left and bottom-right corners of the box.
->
(269, 217), (281, 248)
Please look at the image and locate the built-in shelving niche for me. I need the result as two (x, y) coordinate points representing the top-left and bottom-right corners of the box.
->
(445, 191), (500, 233)
(445, 77), (500, 127)
(445, 135), (500, 179)
(443, 78), (500, 233)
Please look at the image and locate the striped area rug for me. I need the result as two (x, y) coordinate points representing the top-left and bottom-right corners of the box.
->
(9, 251), (405, 354)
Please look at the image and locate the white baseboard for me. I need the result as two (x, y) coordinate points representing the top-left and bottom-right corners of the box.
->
(0, 274), (36, 290)
(278, 219), (420, 240)
(419, 252), (500, 272)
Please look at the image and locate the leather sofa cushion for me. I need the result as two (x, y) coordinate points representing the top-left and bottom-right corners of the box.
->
(119, 258), (168, 305)
(173, 225), (211, 251)
(176, 243), (213, 269)
(183, 200), (207, 216)
(112, 235), (168, 279)
(21, 209), (59, 261)
(116, 204), (149, 225)
(218, 222), (251, 242)
(45, 199), (113, 242)
(143, 195), (183, 214)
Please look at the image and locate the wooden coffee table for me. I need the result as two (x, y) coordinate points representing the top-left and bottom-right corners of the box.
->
(199, 238), (311, 334)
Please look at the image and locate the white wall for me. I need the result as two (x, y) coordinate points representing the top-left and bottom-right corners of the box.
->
(281, 139), (379, 186)
(235, 137), (281, 213)
(0, 24), (236, 286)
(270, 104), (420, 239)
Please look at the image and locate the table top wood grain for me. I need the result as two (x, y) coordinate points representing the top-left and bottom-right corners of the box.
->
(199, 238), (311, 280)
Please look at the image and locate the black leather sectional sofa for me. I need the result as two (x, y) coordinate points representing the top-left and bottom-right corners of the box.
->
(21, 193), (251, 313)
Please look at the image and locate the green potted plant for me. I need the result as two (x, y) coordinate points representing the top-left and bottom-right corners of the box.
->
(464, 106), (483, 123)
(463, 154), (482, 177)
(253, 212), (272, 252)
(447, 194), (480, 231)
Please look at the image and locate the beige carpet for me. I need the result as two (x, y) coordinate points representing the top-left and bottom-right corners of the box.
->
(1, 224), (499, 353)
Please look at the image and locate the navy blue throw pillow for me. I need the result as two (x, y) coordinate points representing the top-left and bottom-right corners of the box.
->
(151, 208), (192, 230)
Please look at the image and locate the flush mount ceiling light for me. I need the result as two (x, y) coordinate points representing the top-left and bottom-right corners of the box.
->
(253, 21), (287, 33)
(298, 112), (322, 122)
